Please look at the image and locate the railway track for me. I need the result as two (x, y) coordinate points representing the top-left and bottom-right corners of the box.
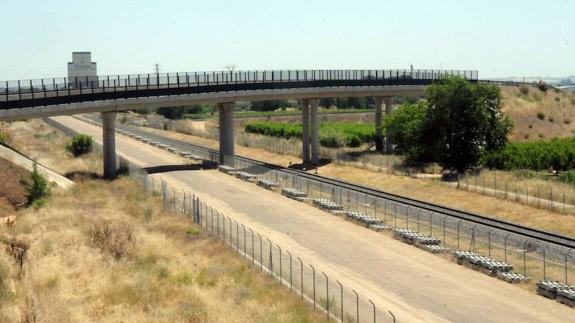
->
(76, 115), (575, 250)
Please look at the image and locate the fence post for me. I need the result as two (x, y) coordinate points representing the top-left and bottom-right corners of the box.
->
(298, 257), (304, 299)
(523, 240), (527, 277)
(278, 245), (282, 284)
(543, 247), (547, 280)
(250, 229), (255, 265)
(321, 271), (329, 321)
(310, 265), (316, 309)
(565, 253), (569, 284)
(242, 224), (246, 259)
(287, 251), (293, 291)
(258, 234), (263, 271)
(336, 280), (344, 321)
(353, 289), (359, 323)
(267, 238), (273, 277)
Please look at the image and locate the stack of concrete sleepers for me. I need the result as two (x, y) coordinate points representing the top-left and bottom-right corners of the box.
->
(497, 272), (529, 284)
(257, 179), (279, 190)
(312, 198), (343, 211)
(345, 211), (382, 226)
(234, 171), (258, 182)
(281, 188), (307, 202)
(218, 165), (236, 174)
(453, 251), (513, 276)
(537, 281), (574, 304)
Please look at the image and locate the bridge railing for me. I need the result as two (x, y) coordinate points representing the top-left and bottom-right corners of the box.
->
(0, 69), (478, 102)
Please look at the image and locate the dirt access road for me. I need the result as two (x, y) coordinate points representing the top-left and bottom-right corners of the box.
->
(50, 115), (573, 323)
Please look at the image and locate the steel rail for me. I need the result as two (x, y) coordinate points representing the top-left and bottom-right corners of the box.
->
(90, 117), (575, 250)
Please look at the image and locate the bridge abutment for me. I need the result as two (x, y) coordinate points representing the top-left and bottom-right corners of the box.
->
(101, 111), (117, 179)
(218, 102), (235, 166)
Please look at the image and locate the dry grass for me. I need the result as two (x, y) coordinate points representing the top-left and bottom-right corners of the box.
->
(318, 164), (575, 236)
(0, 178), (329, 322)
(1, 119), (101, 175)
(501, 86), (575, 141)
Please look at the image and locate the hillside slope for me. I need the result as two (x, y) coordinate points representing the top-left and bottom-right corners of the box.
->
(501, 86), (575, 141)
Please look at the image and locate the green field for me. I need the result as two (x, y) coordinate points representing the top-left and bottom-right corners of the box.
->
(244, 121), (374, 148)
(234, 108), (373, 119)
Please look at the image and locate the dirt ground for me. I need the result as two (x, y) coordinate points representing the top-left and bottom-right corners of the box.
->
(2, 119), (101, 176)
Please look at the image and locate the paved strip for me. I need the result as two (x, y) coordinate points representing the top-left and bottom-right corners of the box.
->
(50, 115), (573, 323)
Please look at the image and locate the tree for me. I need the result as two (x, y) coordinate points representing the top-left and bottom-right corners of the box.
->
(423, 76), (512, 172)
(20, 163), (50, 206)
(250, 100), (289, 112)
(156, 106), (184, 119)
(66, 134), (94, 157)
(382, 101), (431, 165)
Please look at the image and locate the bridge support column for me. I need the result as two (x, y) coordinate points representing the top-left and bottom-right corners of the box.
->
(301, 99), (311, 163)
(101, 111), (117, 179)
(374, 97), (384, 152)
(218, 102), (235, 166)
(384, 97), (393, 154)
(310, 98), (320, 164)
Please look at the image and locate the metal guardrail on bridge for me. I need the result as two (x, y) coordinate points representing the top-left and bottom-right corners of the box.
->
(0, 69), (478, 110)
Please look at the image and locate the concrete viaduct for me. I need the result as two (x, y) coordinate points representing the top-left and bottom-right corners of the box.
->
(0, 69), (478, 178)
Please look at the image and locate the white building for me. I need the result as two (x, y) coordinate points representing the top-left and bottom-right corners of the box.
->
(67, 52), (97, 88)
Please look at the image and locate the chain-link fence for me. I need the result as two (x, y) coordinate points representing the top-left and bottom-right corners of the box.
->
(119, 156), (399, 323)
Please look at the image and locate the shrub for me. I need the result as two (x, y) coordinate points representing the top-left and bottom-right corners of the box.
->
(555, 96), (561, 102)
(528, 123), (533, 129)
(244, 121), (374, 148)
(558, 170), (575, 185)
(88, 222), (136, 260)
(20, 163), (50, 206)
(319, 128), (346, 148)
(565, 118), (572, 125)
(549, 117), (555, 123)
(519, 85), (529, 96)
(537, 81), (548, 92)
(66, 134), (94, 156)
(536, 112), (545, 120)
(481, 137), (575, 171)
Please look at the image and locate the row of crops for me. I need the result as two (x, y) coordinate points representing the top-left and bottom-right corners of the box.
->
(244, 122), (374, 148)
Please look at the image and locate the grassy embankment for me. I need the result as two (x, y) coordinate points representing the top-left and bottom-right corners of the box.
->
(0, 119), (328, 322)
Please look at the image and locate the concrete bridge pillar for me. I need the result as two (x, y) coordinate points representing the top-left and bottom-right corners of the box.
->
(101, 111), (117, 179)
(301, 99), (311, 163)
(309, 98), (320, 164)
(218, 102), (235, 166)
(384, 97), (393, 154)
(374, 97), (384, 152)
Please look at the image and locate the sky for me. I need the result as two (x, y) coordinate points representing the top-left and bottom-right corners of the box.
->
(0, 0), (573, 80)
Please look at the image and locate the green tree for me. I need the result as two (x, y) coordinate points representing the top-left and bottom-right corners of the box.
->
(250, 100), (290, 111)
(383, 101), (431, 164)
(423, 76), (512, 172)
(66, 134), (94, 157)
(156, 106), (185, 119)
(20, 163), (50, 206)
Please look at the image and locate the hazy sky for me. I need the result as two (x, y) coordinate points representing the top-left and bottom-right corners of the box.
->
(1, 0), (573, 80)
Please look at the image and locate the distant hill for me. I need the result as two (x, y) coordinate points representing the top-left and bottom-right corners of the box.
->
(501, 85), (575, 141)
